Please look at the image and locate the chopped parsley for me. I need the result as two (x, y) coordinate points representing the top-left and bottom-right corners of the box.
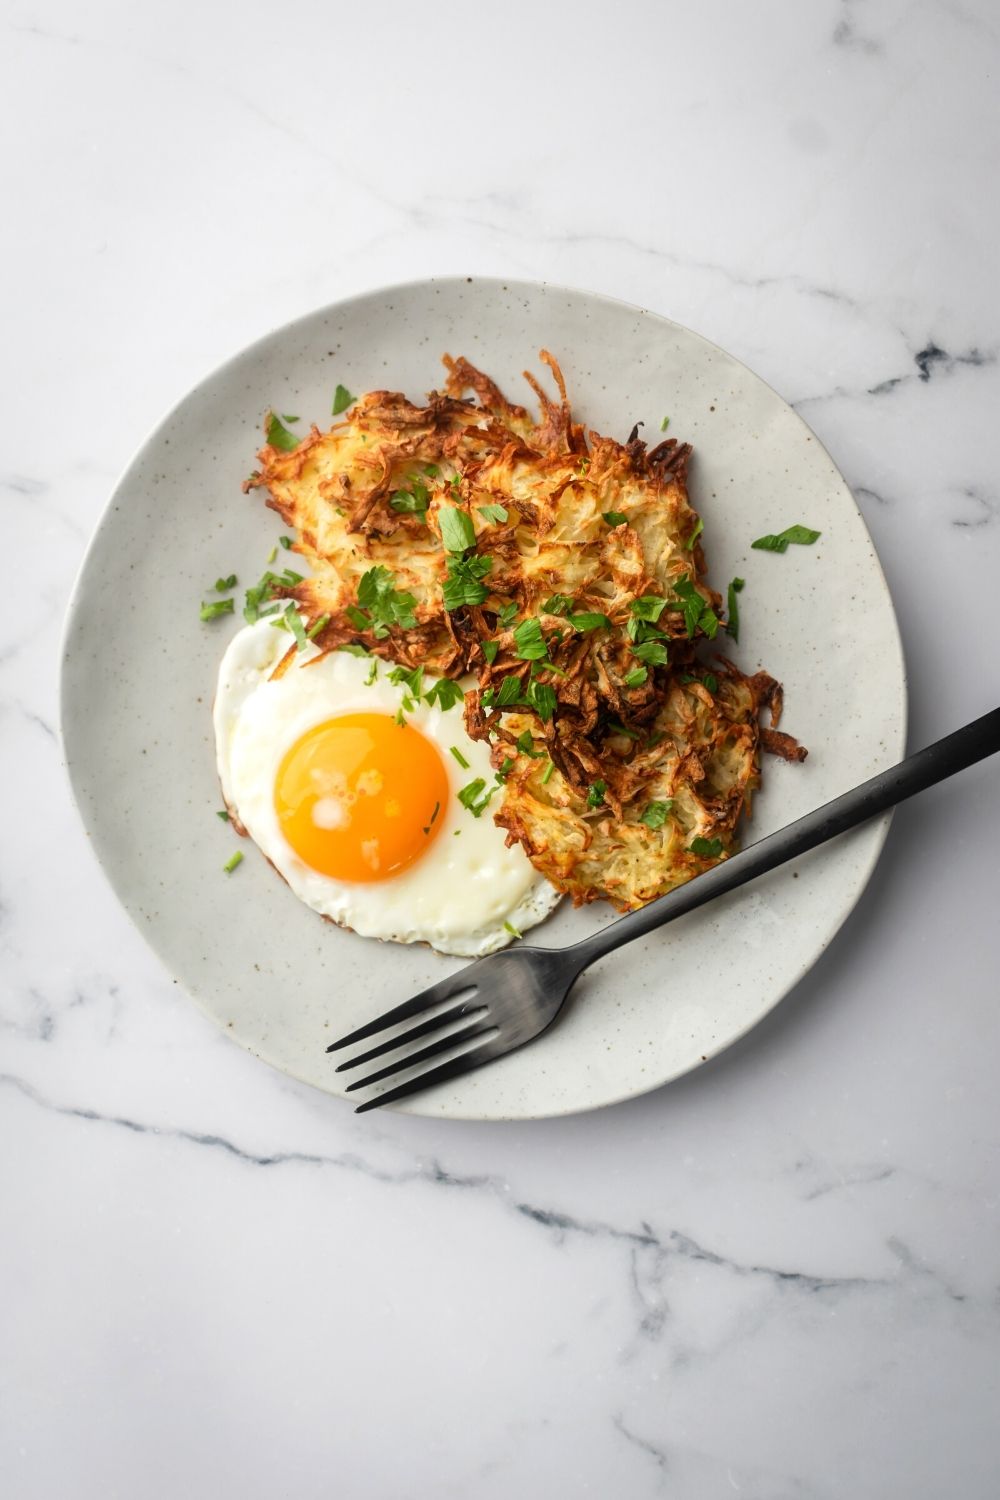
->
(243, 567), (304, 624)
(632, 639), (669, 666)
(389, 664), (423, 700)
(390, 479), (430, 514)
(602, 511), (627, 527)
(279, 536), (293, 550)
(215, 574), (237, 592)
(439, 505), (477, 553)
(541, 594), (572, 616)
(477, 504), (509, 524)
(516, 730), (544, 758)
(586, 780), (607, 809)
(497, 601), (519, 628)
(703, 673), (718, 693)
(670, 578), (719, 639)
(332, 383), (356, 416)
(512, 616), (548, 661)
(200, 598), (235, 621)
(266, 412), (299, 452)
(568, 611), (612, 633)
(689, 836), (724, 857)
(349, 566), (419, 636)
(278, 603), (308, 652)
(504, 920), (521, 937)
(423, 464), (439, 477)
(524, 679), (557, 721)
(449, 745), (471, 769)
(639, 800), (673, 830)
(751, 524), (821, 553)
(458, 777), (496, 817)
(443, 552), (493, 611)
(631, 594), (669, 623)
(216, 809), (230, 821)
(497, 757), (516, 779)
(685, 517), (704, 551)
(222, 850), (244, 874)
(726, 576), (745, 642)
(495, 675), (524, 708)
(338, 643), (371, 657)
(425, 678), (465, 712)
(623, 666), (648, 688)
(482, 640), (499, 665)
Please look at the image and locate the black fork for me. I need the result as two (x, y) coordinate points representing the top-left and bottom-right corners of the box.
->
(328, 707), (1000, 1113)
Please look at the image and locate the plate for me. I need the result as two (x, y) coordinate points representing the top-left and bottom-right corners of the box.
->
(60, 277), (906, 1120)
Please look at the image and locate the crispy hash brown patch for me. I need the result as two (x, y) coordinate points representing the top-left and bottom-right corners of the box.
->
(246, 354), (804, 909)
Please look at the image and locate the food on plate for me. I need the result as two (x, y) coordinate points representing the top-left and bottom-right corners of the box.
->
(214, 618), (560, 956)
(226, 350), (803, 927)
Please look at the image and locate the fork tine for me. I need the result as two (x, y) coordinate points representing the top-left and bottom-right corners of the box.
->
(325, 965), (479, 1052)
(353, 1039), (506, 1114)
(343, 1021), (497, 1093)
(335, 1001), (488, 1073)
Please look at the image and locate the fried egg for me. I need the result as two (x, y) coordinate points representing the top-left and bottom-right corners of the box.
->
(214, 616), (562, 956)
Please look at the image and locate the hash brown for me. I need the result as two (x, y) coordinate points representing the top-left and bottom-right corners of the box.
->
(245, 353), (804, 910)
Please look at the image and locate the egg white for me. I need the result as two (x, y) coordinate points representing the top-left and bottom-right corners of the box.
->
(213, 616), (562, 956)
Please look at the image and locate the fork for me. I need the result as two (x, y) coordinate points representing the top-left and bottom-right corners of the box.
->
(328, 706), (1000, 1112)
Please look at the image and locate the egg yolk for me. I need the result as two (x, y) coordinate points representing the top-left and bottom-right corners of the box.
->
(274, 713), (450, 883)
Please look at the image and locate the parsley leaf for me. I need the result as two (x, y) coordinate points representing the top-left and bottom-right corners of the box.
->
(439, 506), (476, 553)
(266, 412), (300, 452)
(751, 524), (821, 553)
(338, 642), (370, 657)
(525, 680), (557, 722)
(458, 777), (496, 818)
(670, 579), (718, 639)
(425, 678), (465, 712)
(639, 800), (673, 830)
(442, 552), (493, 611)
(512, 616), (548, 661)
(495, 675), (523, 708)
(279, 536), (294, 550)
(351, 565), (419, 636)
(200, 598), (235, 622)
(586, 780), (607, 809)
(280, 603), (308, 651)
(389, 664), (424, 700)
(497, 757), (515, 779)
(689, 836), (724, 857)
(216, 809), (230, 821)
(215, 574), (237, 592)
(726, 576), (745, 642)
(497, 601), (519, 628)
(332, 384), (356, 416)
(631, 595), (669, 623)
(390, 480), (430, 514)
(623, 666), (648, 688)
(542, 594), (573, 617)
(477, 504), (509, 524)
(568, 611), (612, 633)
(482, 640), (499, 665)
(603, 511), (628, 527)
(423, 464), (439, 477)
(632, 639), (669, 666)
(516, 730), (545, 758)
(685, 516), (704, 551)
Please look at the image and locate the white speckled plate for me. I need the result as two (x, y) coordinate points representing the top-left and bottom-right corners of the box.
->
(60, 277), (906, 1120)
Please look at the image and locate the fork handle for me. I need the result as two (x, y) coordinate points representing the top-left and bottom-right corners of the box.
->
(569, 706), (1000, 967)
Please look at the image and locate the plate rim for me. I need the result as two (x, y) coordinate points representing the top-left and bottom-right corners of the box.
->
(58, 273), (909, 1120)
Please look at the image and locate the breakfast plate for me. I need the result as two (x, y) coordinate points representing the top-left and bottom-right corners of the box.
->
(60, 277), (906, 1120)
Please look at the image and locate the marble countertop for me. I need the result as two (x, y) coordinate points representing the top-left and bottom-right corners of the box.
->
(3, 2), (999, 1496)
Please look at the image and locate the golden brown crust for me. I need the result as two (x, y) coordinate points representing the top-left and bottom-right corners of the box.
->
(245, 353), (805, 909)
